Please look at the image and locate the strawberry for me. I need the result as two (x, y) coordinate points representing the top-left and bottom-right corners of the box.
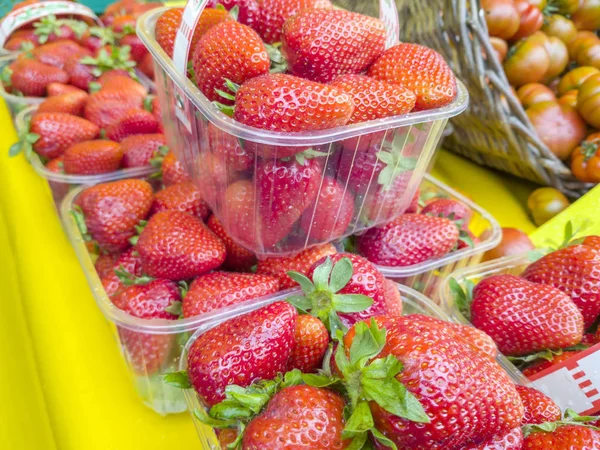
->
(139, 53), (155, 79)
(361, 174), (417, 224)
(186, 301), (296, 406)
(369, 43), (457, 111)
(299, 176), (355, 243)
(119, 34), (148, 64)
(47, 82), (85, 96)
(74, 179), (154, 253)
(456, 427), (524, 450)
(523, 245), (600, 329)
(110, 15), (137, 33)
(84, 88), (144, 129)
(63, 140), (123, 175)
(101, 247), (144, 297)
(112, 279), (180, 375)
(207, 122), (253, 173)
(37, 90), (89, 116)
(337, 141), (386, 190)
(29, 112), (99, 159)
(382, 279), (404, 317)
(7, 58), (69, 97)
(282, 9), (385, 83)
(65, 47), (137, 91)
(522, 424), (600, 449)
(182, 271), (280, 317)
(256, 243), (337, 290)
(95, 253), (120, 279)
(356, 214), (460, 267)
(233, 73), (354, 131)
(106, 108), (160, 142)
(32, 16), (81, 45)
(136, 211), (226, 280)
(242, 385), (348, 449)
(45, 156), (64, 174)
(469, 274), (584, 356)
(521, 350), (581, 378)
(30, 40), (92, 69)
(121, 133), (166, 168)
(515, 385), (562, 425)
(151, 181), (210, 221)
(62, 56), (95, 91)
(330, 74), (417, 124)
(458, 229), (479, 250)
(78, 27), (118, 53)
(207, 215), (257, 272)
(218, 179), (258, 250)
(192, 20), (269, 104)
(157, 152), (190, 186)
(422, 198), (474, 224)
(584, 235), (600, 251)
(286, 314), (329, 373)
(96, 72), (148, 98)
(215, 0), (260, 27)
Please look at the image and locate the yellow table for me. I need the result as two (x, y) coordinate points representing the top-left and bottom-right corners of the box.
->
(0, 100), (537, 449)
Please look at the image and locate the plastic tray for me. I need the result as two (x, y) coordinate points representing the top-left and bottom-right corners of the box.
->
(372, 174), (502, 301)
(179, 282), (529, 448)
(137, 6), (469, 257)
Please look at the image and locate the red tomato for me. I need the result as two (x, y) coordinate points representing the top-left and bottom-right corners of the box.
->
(558, 66), (600, 95)
(511, 0), (544, 41)
(571, 132), (600, 183)
(517, 83), (557, 108)
(577, 72), (600, 128)
(527, 187), (571, 226)
(572, 0), (600, 31)
(503, 34), (550, 87)
(481, 0), (520, 40)
(482, 228), (535, 262)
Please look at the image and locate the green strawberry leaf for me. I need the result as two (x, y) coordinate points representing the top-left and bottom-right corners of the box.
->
(286, 294), (311, 313)
(286, 271), (315, 295)
(8, 142), (23, 157)
(281, 369), (303, 388)
(193, 406), (237, 428)
(349, 320), (386, 367)
(329, 257), (353, 293)
(228, 4), (240, 20)
(508, 348), (562, 365)
(342, 401), (374, 439)
(90, 26), (118, 45)
(332, 294), (373, 313)
(215, 88), (236, 102)
(71, 206), (90, 241)
(334, 340), (351, 375)
(301, 373), (340, 388)
(449, 278), (473, 320)
(213, 101), (235, 117)
(312, 256), (334, 290)
(362, 377), (429, 423)
(114, 265), (154, 286)
(162, 370), (191, 389)
(265, 42), (288, 74)
(458, 229), (474, 249)
(371, 428), (398, 450)
(328, 309), (347, 337)
(165, 300), (182, 316)
(1, 67), (13, 87)
(362, 354), (403, 380)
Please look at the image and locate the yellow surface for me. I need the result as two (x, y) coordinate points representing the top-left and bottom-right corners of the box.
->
(0, 98), (538, 449)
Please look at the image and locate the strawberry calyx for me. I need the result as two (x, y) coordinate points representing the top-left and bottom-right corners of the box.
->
(375, 141), (417, 189)
(1, 66), (13, 88)
(214, 79), (240, 117)
(265, 42), (288, 74)
(522, 408), (600, 437)
(9, 130), (39, 158)
(121, 24), (136, 36)
(143, 95), (154, 112)
(287, 256), (373, 336)
(88, 82), (102, 94)
(149, 145), (170, 177)
(80, 47), (137, 79)
(448, 278), (475, 321)
(293, 148), (330, 165)
(71, 205), (92, 242)
(128, 220), (148, 246)
(89, 26), (118, 46)
(115, 265), (154, 286)
(508, 344), (589, 367)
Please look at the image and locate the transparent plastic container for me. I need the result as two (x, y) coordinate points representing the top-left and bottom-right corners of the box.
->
(179, 282), (529, 448)
(371, 174), (502, 301)
(60, 184), (300, 415)
(137, 7), (469, 257)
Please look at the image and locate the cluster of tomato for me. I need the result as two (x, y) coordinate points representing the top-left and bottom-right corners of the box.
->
(484, 0), (600, 184)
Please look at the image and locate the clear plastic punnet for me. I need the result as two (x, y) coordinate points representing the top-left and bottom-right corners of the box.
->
(178, 282), (529, 448)
(136, 5), (469, 257)
(371, 174), (502, 301)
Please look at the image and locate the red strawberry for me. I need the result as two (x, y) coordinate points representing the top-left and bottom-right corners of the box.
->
(192, 20), (269, 104)
(136, 211), (226, 280)
(95, 253), (120, 279)
(457, 427), (524, 450)
(286, 314), (329, 373)
(37, 90), (89, 116)
(78, 26), (117, 53)
(101, 247), (144, 297)
(159, 152), (190, 186)
(63, 140), (123, 175)
(112, 279), (180, 374)
(47, 82), (85, 96)
(406, 189), (420, 213)
(207, 215), (257, 272)
(30, 40), (91, 69)
(121, 133), (166, 168)
(242, 385), (348, 449)
(63, 56), (95, 91)
(369, 43), (457, 111)
(84, 88), (144, 129)
(215, 0), (260, 27)
(182, 271), (280, 317)
(282, 9), (385, 83)
(422, 198), (474, 224)
(356, 214), (460, 267)
(361, 174), (416, 224)
(217, 179), (258, 250)
(106, 108), (160, 142)
(186, 301), (296, 406)
(45, 156), (64, 173)
(8, 58), (68, 96)
(96, 72), (148, 98)
(74, 179), (154, 253)
(382, 279), (404, 317)
(337, 141), (386, 191)
(151, 181), (210, 221)
(330, 74), (417, 124)
(30, 112), (99, 159)
(523, 245), (600, 329)
(521, 350), (581, 378)
(515, 385), (562, 425)
(119, 34), (148, 64)
(582, 332), (600, 346)
(584, 235), (600, 251)
(470, 274), (584, 356)
(207, 122), (253, 172)
(110, 15), (137, 33)
(458, 229), (479, 250)
(256, 243), (337, 290)
(138, 52), (154, 79)
(522, 425), (600, 449)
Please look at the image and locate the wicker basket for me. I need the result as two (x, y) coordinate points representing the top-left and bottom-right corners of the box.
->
(338, 0), (595, 198)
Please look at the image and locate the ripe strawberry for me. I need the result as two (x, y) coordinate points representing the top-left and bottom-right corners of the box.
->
(63, 140), (123, 175)
(234, 73), (354, 131)
(74, 179), (154, 253)
(422, 198), (474, 224)
(521, 350), (581, 378)
(101, 247), (144, 297)
(207, 215), (257, 272)
(207, 122), (253, 172)
(110, 15), (137, 33)
(112, 279), (180, 374)
(121, 133), (166, 168)
(95, 253), (120, 279)
(84, 88), (144, 129)
(119, 34), (147, 64)
(8, 58), (68, 97)
(96, 72), (148, 98)
(30, 40), (91, 69)
(286, 314), (329, 373)
(216, 179), (257, 249)
(136, 211), (226, 280)
(78, 26), (118, 53)
(186, 301), (296, 406)
(522, 425), (600, 449)
(63, 56), (95, 91)
(470, 274), (584, 356)
(45, 156), (64, 173)
(192, 21), (269, 104)
(584, 235), (600, 251)
(106, 108), (160, 142)
(523, 245), (600, 329)
(361, 174), (416, 224)
(330, 74), (416, 124)
(242, 385), (348, 449)
(138, 53), (154, 79)
(515, 385), (562, 425)
(47, 82), (85, 96)
(30, 112), (99, 159)
(382, 279), (404, 317)
(457, 427), (524, 450)
(369, 43), (457, 111)
(256, 243), (337, 289)
(215, 0), (259, 27)
(356, 214), (460, 267)
(282, 9), (385, 83)
(37, 90), (89, 116)
(151, 181), (210, 221)
(337, 141), (386, 191)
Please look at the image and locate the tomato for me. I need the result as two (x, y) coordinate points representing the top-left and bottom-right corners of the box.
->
(526, 101), (587, 160)
(577, 72), (600, 128)
(511, 0), (544, 41)
(572, 34), (600, 69)
(503, 34), (550, 86)
(571, 132), (600, 182)
(528, 0), (547, 10)
(550, 0), (580, 15)
(542, 15), (577, 45)
(490, 36), (509, 62)
(517, 83), (557, 108)
(558, 66), (600, 95)
(481, 0), (520, 40)
(567, 31), (599, 61)
(482, 228), (535, 262)
(542, 36), (569, 83)
(572, 0), (600, 31)
(527, 187), (571, 226)
(558, 89), (579, 108)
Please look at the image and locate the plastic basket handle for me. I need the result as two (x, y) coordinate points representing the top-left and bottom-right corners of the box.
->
(0, 1), (102, 48)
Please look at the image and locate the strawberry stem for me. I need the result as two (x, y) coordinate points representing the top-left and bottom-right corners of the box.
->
(522, 408), (600, 437)
(448, 278), (474, 320)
